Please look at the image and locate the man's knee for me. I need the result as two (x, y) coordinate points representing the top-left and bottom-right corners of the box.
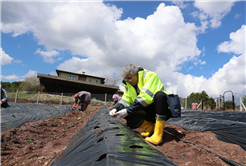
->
(154, 91), (167, 102)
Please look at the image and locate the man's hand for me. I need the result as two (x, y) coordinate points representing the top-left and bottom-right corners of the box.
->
(0, 101), (2, 105)
(109, 109), (117, 116)
(116, 108), (128, 118)
(108, 106), (114, 110)
(73, 104), (79, 109)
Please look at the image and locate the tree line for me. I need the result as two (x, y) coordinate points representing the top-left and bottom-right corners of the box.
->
(1, 76), (44, 92)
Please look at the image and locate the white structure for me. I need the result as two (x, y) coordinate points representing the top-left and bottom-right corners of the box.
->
(240, 97), (246, 112)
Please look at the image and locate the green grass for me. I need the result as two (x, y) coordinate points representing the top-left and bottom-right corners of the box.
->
(7, 91), (38, 100)
(6, 92), (16, 98)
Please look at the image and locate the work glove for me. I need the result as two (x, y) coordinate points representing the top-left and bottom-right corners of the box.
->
(109, 109), (117, 116)
(108, 106), (114, 110)
(116, 108), (128, 118)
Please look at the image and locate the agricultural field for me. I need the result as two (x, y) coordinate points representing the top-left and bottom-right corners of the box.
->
(1, 96), (245, 166)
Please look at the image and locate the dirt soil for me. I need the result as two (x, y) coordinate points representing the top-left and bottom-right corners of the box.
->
(1, 100), (246, 166)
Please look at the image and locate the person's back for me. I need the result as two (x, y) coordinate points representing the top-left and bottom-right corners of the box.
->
(73, 91), (91, 111)
(77, 91), (91, 103)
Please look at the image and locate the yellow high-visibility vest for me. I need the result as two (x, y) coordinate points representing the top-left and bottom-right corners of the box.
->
(119, 69), (168, 108)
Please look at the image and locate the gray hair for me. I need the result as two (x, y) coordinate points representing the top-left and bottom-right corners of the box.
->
(121, 63), (139, 78)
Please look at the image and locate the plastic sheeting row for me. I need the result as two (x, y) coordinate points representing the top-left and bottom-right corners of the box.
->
(51, 105), (178, 166)
(1, 103), (73, 131)
(166, 110), (246, 151)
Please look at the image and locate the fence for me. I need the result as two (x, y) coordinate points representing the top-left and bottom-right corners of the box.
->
(6, 90), (115, 106)
(6, 90), (245, 111)
(179, 97), (244, 111)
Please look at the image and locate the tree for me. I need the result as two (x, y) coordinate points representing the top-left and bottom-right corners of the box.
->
(187, 91), (209, 109)
(0, 81), (22, 91)
(187, 90), (216, 110)
(10, 81), (22, 91)
(104, 74), (120, 86)
(19, 76), (40, 92)
(243, 95), (246, 106)
(35, 84), (45, 92)
(0, 82), (11, 90)
(224, 100), (234, 109)
(207, 97), (216, 110)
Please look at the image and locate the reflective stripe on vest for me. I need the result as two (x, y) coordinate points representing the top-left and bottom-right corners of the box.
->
(118, 98), (131, 107)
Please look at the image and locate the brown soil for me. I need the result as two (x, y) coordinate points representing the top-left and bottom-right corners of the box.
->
(1, 100), (246, 166)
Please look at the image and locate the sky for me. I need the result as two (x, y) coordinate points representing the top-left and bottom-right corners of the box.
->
(0, 0), (245, 104)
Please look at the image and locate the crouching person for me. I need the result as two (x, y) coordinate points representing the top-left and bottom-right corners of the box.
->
(72, 91), (91, 111)
(1, 85), (9, 108)
(109, 63), (176, 145)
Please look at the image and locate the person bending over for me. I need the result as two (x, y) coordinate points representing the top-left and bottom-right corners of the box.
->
(72, 91), (91, 111)
(109, 63), (173, 145)
(109, 94), (121, 109)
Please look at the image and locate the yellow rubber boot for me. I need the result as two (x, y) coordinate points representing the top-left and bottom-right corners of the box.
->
(139, 120), (154, 137)
(145, 120), (165, 145)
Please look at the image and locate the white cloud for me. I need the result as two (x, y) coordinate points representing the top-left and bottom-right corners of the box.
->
(155, 53), (245, 100)
(172, 1), (189, 9)
(23, 70), (37, 78)
(235, 14), (241, 19)
(217, 25), (245, 55)
(2, 2), (201, 71)
(187, 66), (193, 72)
(2, 74), (20, 80)
(193, 1), (235, 29)
(162, 23), (246, 100)
(1, 70), (38, 81)
(194, 59), (206, 66)
(202, 54), (245, 98)
(50, 71), (57, 76)
(35, 49), (59, 64)
(14, 60), (22, 63)
(0, 48), (13, 65)
(200, 61), (206, 65)
(49, 2), (201, 80)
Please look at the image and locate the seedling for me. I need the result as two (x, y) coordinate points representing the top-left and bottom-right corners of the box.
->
(50, 134), (56, 138)
(25, 139), (33, 144)
(16, 144), (22, 148)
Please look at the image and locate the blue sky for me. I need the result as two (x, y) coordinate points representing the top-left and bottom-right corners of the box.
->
(0, 0), (245, 103)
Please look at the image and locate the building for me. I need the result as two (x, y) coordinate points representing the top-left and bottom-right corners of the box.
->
(37, 70), (119, 101)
